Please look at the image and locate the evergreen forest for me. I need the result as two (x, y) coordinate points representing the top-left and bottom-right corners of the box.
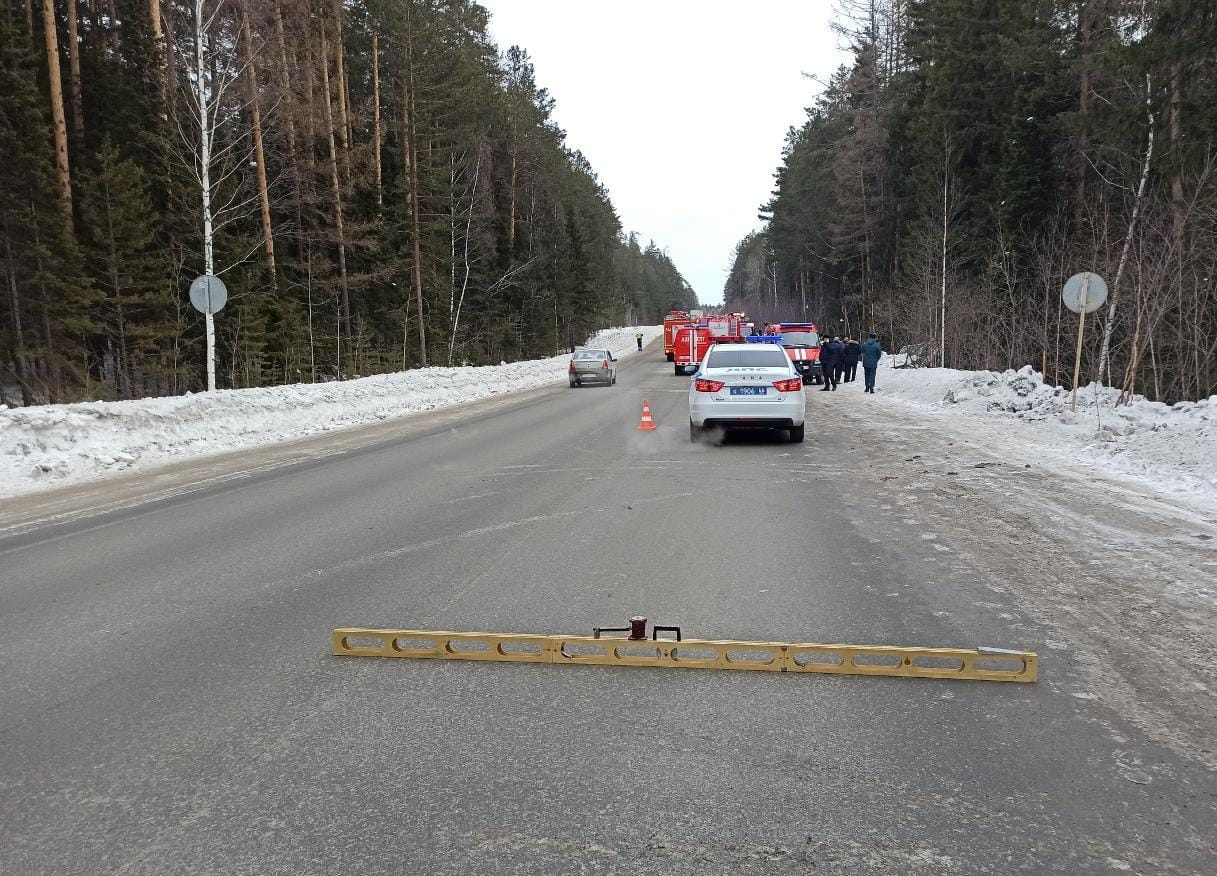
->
(726, 0), (1217, 403)
(0, 0), (697, 404)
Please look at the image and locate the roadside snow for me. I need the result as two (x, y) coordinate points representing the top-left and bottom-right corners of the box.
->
(0, 325), (662, 499)
(873, 359), (1217, 507)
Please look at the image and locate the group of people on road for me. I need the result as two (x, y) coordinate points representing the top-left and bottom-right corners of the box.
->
(640, 324), (884, 392)
(818, 333), (883, 393)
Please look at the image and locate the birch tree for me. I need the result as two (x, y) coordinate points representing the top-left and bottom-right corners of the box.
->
(173, 0), (262, 391)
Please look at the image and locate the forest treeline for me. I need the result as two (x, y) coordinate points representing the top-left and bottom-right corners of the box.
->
(726, 0), (1216, 402)
(0, 0), (696, 404)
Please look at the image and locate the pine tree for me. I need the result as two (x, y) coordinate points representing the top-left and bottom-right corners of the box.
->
(78, 139), (168, 397)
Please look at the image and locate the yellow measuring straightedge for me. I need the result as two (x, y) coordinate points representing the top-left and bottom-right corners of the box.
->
(332, 628), (1037, 682)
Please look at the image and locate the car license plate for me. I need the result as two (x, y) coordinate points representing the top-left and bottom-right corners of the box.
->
(730, 386), (767, 396)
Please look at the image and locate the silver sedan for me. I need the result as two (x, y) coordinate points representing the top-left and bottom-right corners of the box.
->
(568, 348), (617, 387)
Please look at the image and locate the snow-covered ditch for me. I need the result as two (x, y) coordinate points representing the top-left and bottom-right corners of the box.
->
(0, 325), (662, 498)
(876, 358), (1217, 506)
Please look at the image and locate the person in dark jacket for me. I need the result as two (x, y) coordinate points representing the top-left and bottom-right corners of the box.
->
(842, 338), (861, 382)
(818, 340), (836, 391)
(820, 337), (845, 390)
(830, 337), (846, 389)
(860, 332), (883, 393)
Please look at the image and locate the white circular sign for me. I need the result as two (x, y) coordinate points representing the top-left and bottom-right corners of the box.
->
(1062, 272), (1108, 315)
(189, 274), (228, 314)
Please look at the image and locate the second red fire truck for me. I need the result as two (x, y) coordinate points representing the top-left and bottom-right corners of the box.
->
(770, 322), (823, 385)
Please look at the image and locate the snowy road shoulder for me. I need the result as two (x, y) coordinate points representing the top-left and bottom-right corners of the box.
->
(863, 358), (1217, 511)
(0, 326), (662, 499)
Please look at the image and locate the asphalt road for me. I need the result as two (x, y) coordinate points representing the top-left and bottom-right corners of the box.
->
(2, 344), (1215, 875)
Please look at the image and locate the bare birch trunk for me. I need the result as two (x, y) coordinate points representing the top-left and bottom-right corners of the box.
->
(241, 10), (276, 281)
(193, 0), (216, 391)
(1097, 73), (1154, 385)
(41, 0), (75, 236)
(449, 151), (481, 365)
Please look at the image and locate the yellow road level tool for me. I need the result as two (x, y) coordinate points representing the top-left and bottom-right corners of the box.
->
(332, 618), (1036, 683)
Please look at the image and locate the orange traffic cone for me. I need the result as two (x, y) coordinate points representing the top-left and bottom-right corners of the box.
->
(638, 400), (657, 431)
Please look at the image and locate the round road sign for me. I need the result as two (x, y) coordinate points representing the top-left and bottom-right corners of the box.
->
(189, 274), (228, 315)
(1062, 272), (1107, 315)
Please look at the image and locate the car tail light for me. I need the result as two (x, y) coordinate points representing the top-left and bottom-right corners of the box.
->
(772, 377), (802, 392)
(602, 360), (609, 369)
(694, 378), (725, 392)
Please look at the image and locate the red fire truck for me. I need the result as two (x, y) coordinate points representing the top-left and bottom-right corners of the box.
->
(704, 313), (746, 339)
(672, 325), (714, 375)
(663, 311), (691, 361)
(771, 322), (823, 384)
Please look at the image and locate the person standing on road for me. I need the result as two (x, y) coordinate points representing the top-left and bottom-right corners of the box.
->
(861, 332), (883, 393)
(843, 338), (861, 382)
(829, 336), (846, 390)
(635, 331), (644, 351)
(819, 338), (840, 391)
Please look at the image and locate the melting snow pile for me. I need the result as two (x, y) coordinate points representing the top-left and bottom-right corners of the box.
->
(880, 361), (1217, 504)
(0, 325), (662, 498)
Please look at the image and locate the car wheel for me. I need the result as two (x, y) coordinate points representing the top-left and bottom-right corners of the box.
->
(611, 375), (617, 385)
(674, 364), (683, 376)
(788, 424), (805, 443)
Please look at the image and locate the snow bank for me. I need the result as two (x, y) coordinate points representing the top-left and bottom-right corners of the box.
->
(877, 360), (1217, 505)
(0, 325), (662, 498)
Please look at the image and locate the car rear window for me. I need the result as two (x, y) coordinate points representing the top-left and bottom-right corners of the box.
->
(574, 350), (606, 360)
(705, 348), (790, 368)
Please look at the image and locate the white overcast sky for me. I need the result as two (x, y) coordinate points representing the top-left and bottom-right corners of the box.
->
(481, 1), (849, 305)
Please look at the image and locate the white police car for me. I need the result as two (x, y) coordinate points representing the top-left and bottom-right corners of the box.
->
(687, 342), (806, 442)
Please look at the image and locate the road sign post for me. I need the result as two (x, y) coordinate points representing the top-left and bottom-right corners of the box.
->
(1062, 272), (1108, 412)
(189, 274), (228, 392)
